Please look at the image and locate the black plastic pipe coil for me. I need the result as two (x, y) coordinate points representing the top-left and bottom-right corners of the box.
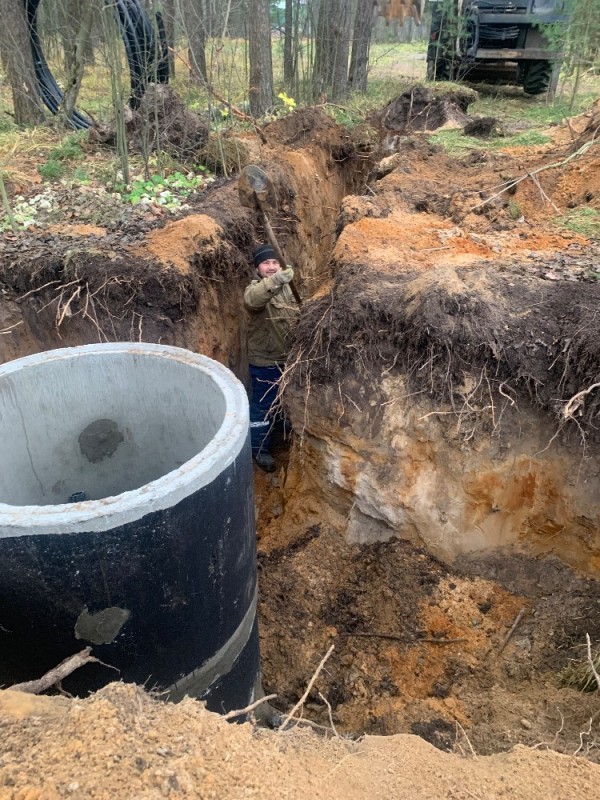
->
(24, 0), (169, 129)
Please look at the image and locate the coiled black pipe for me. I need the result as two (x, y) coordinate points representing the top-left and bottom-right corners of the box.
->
(24, 0), (169, 129)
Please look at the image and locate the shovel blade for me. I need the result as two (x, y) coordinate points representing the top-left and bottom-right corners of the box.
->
(238, 165), (278, 213)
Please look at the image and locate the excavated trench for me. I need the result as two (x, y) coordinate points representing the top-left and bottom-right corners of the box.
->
(1, 106), (600, 759)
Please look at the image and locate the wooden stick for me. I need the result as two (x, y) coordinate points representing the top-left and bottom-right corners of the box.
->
(8, 647), (114, 695)
(258, 207), (303, 307)
(498, 608), (526, 654)
(223, 693), (277, 721)
(344, 632), (467, 644)
(279, 644), (334, 732)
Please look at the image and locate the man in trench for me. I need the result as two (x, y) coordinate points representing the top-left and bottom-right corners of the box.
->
(244, 244), (300, 472)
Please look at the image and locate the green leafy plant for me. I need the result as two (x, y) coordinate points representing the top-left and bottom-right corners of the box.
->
(122, 171), (210, 209)
(427, 0), (470, 81)
(537, 0), (600, 106)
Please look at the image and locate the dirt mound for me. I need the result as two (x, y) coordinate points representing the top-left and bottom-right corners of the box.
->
(463, 116), (498, 138)
(263, 107), (341, 147)
(379, 85), (477, 133)
(1, 682), (599, 799)
(563, 98), (600, 144)
(135, 214), (225, 274)
(262, 107), (376, 168)
(90, 85), (209, 159)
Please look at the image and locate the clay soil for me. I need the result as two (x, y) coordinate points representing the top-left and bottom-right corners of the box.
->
(1, 99), (600, 797)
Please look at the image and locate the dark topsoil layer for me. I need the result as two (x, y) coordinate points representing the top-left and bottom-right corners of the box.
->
(290, 262), (600, 441)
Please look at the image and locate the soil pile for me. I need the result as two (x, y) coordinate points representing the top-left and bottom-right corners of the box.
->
(379, 85), (477, 132)
(90, 85), (209, 158)
(1, 683), (599, 800)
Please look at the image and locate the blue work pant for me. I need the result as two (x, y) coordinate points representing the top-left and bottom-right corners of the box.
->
(249, 364), (284, 456)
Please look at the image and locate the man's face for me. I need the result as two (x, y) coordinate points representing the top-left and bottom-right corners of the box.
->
(257, 258), (280, 278)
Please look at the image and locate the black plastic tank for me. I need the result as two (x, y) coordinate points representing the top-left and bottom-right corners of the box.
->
(0, 343), (259, 713)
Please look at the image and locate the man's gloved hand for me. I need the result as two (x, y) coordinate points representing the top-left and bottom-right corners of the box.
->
(274, 267), (294, 285)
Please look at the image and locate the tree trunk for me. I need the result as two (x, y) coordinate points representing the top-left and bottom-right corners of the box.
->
(312, 0), (351, 102)
(312, 0), (331, 100)
(348, 0), (375, 93)
(228, 0), (248, 37)
(61, 0), (95, 124)
(248, 0), (273, 117)
(331, 0), (351, 102)
(283, 0), (294, 90)
(0, 0), (44, 125)
(163, 0), (176, 77)
(185, 0), (207, 82)
(57, 0), (80, 76)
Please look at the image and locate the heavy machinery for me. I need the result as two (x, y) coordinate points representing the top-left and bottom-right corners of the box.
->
(427, 0), (571, 95)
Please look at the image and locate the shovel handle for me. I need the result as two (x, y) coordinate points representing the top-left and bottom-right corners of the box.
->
(258, 209), (303, 307)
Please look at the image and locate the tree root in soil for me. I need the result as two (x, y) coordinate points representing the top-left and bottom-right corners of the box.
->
(8, 648), (116, 695)
(288, 263), (600, 444)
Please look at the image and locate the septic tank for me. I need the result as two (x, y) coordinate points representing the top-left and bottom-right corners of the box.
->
(0, 343), (259, 712)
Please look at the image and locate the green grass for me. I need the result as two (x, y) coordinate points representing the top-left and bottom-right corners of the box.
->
(71, 166), (91, 184)
(47, 132), (86, 161)
(37, 159), (66, 180)
(557, 207), (600, 238)
(469, 88), (600, 128)
(505, 130), (552, 146)
(429, 127), (552, 154)
(35, 132), (87, 181)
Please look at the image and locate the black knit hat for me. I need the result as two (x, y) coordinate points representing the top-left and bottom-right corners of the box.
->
(253, 244), (277, 268)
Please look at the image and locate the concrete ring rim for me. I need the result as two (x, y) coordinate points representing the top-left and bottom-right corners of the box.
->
(0, 342), (249, 534)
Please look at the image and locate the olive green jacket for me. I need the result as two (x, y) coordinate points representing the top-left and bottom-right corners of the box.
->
(244, 275), (300, 366)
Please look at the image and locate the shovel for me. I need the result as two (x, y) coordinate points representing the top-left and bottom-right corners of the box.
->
(238, 165), (302, 306)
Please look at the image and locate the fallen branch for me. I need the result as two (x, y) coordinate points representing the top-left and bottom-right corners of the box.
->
(528, 171), (561, 214)
(470, 137), (598, 212)
(8, 647), (115, 694)
(498, 608), (526, 655)
(223, 693), (277, 721)
(279, 644), (335, 732)
(344, 631), (467, 645)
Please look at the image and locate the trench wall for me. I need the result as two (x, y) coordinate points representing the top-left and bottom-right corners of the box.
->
(283, 375), (600, 577)
(0, 142), (357, 378)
